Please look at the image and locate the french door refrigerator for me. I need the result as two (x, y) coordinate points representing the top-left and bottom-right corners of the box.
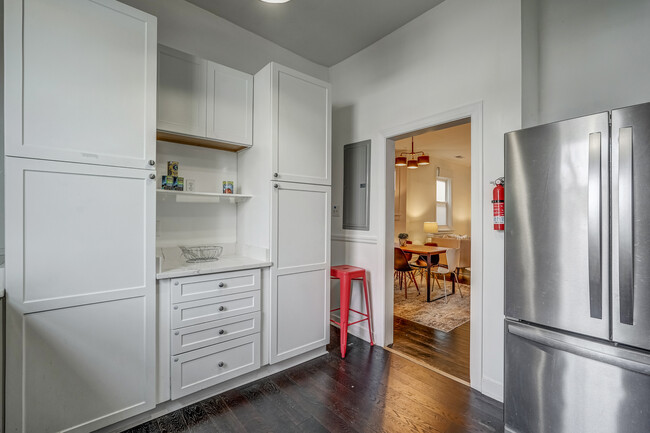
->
(504, 102), (650, 433)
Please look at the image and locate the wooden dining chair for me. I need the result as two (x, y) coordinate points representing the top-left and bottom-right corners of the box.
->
(394, 247), (420, 299)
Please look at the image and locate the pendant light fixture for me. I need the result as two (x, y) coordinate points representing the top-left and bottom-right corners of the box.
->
(395, 136), (429, 169)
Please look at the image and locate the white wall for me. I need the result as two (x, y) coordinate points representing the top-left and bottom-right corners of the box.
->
(523, 0), (650, 126)
(156, 142), (238, 247)
(330, 0), (521, 401)
(119, 0), (328, 81)
(402, 159), (471, 244)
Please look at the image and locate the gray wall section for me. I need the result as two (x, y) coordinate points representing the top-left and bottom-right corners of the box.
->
(523, 0), (650, 126)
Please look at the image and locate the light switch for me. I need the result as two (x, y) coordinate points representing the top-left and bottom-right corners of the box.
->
(332, 205), (341, 217)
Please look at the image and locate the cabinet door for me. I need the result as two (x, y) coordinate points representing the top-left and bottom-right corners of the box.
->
(4, 0), (157, 169)
(270, 182), (331, 363)
(158, 45), (207, 137)
(272, 65), (331, 185)
(207, 62), (253, 146)
(5, 157), (156, 433)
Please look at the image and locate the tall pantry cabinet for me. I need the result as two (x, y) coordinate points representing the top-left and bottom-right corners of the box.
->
(239, 63), (331, 364)
(4, 1), (157, 432)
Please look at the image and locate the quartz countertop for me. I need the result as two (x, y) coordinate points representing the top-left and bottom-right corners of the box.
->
(156, 250), (271, 280)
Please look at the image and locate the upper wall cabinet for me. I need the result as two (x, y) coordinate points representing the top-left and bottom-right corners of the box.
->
(4, 0), (157, 170)
(157, 46), (207, 138)
(157, 45), (253, 151)
(272, 64), (331, 185)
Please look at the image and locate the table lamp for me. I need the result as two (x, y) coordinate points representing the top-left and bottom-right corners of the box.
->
(423, 221), (438, 244)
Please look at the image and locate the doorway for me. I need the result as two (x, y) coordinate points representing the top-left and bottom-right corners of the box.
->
(390, 120), (472, 383)
(378, 103), (483, 390)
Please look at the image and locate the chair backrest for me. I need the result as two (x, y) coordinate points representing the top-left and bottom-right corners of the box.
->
(445, 247), (461, 271)
(394, 248), (413, 272)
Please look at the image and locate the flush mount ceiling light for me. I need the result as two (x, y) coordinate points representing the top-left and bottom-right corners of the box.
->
(260, 0), (291, 3)
(395, 136), (429, 169)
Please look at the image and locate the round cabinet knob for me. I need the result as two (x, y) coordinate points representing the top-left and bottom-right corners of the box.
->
(149, 160), (156, 166)
(218, 361), (225, 367)
(174, 358), (179, 363)
(174, 282), (179, 286)
(218, 329), (225, 335)
(218, 306), (225, 311)
(273, 172), (279, 178)
(174, 331), (179, 336)
(173, 306), (179, 310)
(149, 173), (156, 180)
(218, 282), (225, 288)
(274, 184), (279, 189)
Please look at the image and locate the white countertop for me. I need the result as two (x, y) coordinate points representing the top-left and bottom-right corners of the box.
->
(156, 253), (271, 280)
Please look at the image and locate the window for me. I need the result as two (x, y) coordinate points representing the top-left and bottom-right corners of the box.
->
(436, 177), (452, 230)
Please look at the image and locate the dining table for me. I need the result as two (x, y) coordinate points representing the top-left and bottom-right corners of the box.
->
(400, 244), (453, 302)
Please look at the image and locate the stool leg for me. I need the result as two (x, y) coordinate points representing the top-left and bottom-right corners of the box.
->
(361, 275), (374, 346)
(339, 275), (351, 358)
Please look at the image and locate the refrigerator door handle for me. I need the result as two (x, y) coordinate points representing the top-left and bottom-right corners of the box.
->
(508, 323), (650, 375)
(618, 126), (634, 325)
(588, 132), (603, 319)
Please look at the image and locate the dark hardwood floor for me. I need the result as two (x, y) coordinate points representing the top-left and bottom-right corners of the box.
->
(123, 325), (502, 433)
(391, 317), (470, 382)
(391, 270), (471, 383)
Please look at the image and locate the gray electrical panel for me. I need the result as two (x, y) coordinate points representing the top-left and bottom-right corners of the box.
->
(343, 140), (371, 230)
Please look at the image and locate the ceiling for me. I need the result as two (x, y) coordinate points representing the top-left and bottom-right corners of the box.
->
(395, 122), (471, 167)
(185, 0), (445, 67)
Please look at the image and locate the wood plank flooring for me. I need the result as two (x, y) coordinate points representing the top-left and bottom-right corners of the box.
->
(123, 326), (502, 433)
(391, 317), (470, 383)
(391, 270), (471, 382)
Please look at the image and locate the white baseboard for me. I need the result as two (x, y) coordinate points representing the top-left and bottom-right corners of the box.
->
(97, 347), (327, 433)
(481, 376), (504, 403)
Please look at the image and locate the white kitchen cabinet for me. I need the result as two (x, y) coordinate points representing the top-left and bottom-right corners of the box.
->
(270, 182), (331, 363)
(157, 45), (253, 150)
(4, 0), (157, 170)
(270, 63), (331, 185)
(159, 268), (264, 401)
(171, 334), (260, 399)
(4, 158), (157, 432)
(207, 62), (253, 146)
(238, 63), (331, 365)
(157, 45), (207, 138)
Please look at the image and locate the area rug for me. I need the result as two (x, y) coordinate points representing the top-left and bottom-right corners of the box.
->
(393, 279), (470, 333)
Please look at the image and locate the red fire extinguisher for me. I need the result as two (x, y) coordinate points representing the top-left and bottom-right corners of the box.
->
(492, 177), (505, 230)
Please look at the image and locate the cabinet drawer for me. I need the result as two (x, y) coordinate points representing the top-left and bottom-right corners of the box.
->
(171, 334), (260, 399)
(171, 269), (261, 304)
(171, 312), (261, 355)
(172, 291), (260, 329)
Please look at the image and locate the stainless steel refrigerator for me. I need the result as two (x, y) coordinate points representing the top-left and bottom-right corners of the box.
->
(504, 102), (650, 433)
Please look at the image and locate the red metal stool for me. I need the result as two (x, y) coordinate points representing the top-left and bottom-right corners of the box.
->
(330, 265), (374, 358)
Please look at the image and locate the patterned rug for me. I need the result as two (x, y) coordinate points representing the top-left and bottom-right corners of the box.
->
(393, 278), (470, 333)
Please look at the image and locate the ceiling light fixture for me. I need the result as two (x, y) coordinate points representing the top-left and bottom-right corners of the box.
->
(395, 136), (429, 169)
(260, 0), (291, 3)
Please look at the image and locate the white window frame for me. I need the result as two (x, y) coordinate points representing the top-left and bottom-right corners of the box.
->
(436, 176), (453, 231)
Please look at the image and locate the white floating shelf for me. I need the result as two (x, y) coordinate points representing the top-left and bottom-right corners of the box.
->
(157, 189), (252, 203)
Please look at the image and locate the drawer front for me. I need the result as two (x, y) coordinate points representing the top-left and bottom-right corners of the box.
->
(172, 291), (260, 329)
(171, 334), (260, 399)
(171, 268), (261, 304)
(171, 312), (261, 355)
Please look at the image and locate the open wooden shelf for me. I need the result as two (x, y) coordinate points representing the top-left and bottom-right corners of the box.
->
(157, 189), (252, 204)
(157, 130), (250, 153)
